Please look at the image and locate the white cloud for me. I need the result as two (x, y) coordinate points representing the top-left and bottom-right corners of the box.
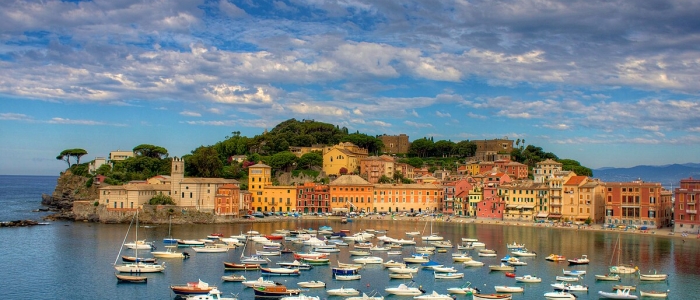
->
(369, 120), (391, 127)
(47, 118), (105, 126)
(435, 111), (451, 118)
(404, 121), (433, 128)
(219, 1), (248, 18)
(543, 123), (570, 130)
(180, 111), (202, 117)
(203, 85), (274, 104)
(0, 113), (32, 121)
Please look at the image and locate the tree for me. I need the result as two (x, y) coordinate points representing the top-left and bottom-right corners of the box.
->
(149, 194), (175, 205)
(269, 151), (298, 172)
(133, 144), (169, 159)
(341, 133), (384, 154)
(56, 148), (88, 168)
(399, 157), (424, 169)
(56, 153), (71, 168)
(339, 167), (348, 175)
(434, 140), (456, 157)
(298, 152), (323, 169)
(409, 138), (434, 158)
(454, 140), (477, 157)
(186, 146), (223, 177)
(378, 175), (392, 183)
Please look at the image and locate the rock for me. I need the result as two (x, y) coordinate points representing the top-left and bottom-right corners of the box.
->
(0, 220), (40, 227)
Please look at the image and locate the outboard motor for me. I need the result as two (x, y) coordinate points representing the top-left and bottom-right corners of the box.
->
(183, 252), (190, 259)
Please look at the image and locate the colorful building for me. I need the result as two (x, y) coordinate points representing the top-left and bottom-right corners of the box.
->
(215, 184), (240, 216)
(296, 182), (330, 214)
(674, 177), (700, 232)
(499, 181), (548, 222)
(604, 180), (671, 229)
(329, 175), (374, 213)
(360, 155), (396, 183)
(373, 183), (442, 213)
(322, 142), (369, 176)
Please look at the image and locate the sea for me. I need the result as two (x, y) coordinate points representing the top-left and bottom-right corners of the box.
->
(0, 175), (698, 299)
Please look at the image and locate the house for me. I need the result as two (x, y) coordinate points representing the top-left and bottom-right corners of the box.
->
(360, 155), (396, 183)
(604, 180), (672, 229)
(322, 142), (369, 176)
(329, 175), (374, 213)
(296, 182), (330, 214)
(373, 183), (442, 214)
(674, 177), (700, 232)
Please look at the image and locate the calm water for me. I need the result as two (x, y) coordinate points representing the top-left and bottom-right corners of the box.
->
(0, 175), (698, 299)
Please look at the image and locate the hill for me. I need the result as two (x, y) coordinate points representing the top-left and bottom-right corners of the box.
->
(593, 163), (700, 188)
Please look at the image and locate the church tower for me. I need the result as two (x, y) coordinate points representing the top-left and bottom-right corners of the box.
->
(171, 157), (185, 205)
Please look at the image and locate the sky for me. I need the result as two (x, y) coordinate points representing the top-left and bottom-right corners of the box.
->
(1, 0), (700, 176)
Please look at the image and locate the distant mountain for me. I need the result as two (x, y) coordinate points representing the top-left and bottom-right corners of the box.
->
(593, 164), (700, 188)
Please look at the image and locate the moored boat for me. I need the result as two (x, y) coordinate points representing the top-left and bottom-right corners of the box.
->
(555, 275), (580, 282)
(463, 260), (484, 267)
(562, 269), (586, 276)
(567, 255), (589, 265)
(595, 274), (621, 281)
(489, 263), (515, 271)
(297, 281), (326, 288)
(242, 277), (276, 288)
(413, 290), (453, 300)
(389, 273), (413, 279)
(639, 270), (668, 281)
(494, 286), (523, 293)
(115, 273), (147, 283)
(545, 254), (567, 262)
(551, 283), (588, 292)
(385, 283), (424, 296)
(543, 291), (576, 300)
(121, 255), (156, 263)
(223, 262), (261, 271)
(515, 275), (541, 283)
(598, 288), (638, 299)
(171, 280), (216, 295)
(221, 274), (246, 282)
(327, 287), (360, 296)
(335, 274), (361, 280)
(472, 293), (512, 300)
(253, 284), (301, 297)
(193, 245), (228, 253)
(434, 272), (464, 279)
(260, 267), (301, 276)
(446, 281), (480, 295)
(639, 290), (669, 298)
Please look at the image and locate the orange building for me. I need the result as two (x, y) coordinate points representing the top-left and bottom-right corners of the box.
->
(373, 183), (443, 214)
(360, 155), (396, 183)
(674, 177), (700, 232)
(215, 184), (240, 216)
(329, 175), (374, 213)
(604, 180), (671, 229)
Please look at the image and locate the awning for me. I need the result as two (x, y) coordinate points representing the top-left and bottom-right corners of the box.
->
(506, 204), (517, 208)
(536, 212), (549, 218)
(521, 205), (536, 209)
(332, 208), (349, 212)
(548, 214), (562, 219)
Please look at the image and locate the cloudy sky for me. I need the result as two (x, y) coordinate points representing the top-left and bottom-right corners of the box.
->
(2, 0), (700, 175)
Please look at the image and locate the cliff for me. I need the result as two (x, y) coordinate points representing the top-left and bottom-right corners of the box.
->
(41, 170), (99, 220)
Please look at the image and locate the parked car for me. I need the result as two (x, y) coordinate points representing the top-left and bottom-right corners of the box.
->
(252, 213), (265, 218)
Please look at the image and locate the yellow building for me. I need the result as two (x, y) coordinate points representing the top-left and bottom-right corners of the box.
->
(109, 150), (134, 161)
(373, 183), (442, 214)
(562, 176), (593, 222)
(322, 142), (369, 175)
(329, 175), (374, 213)
(499, 181), (548, 222)
(467, 185), (483, 216)
(544, 169), (576, 221)
(465, 162), (481, 176)
(289, 144), (324, 158)
(247, 162), (295, 212)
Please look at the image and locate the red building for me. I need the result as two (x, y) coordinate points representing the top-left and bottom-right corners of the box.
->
(296, 182), (330, 214)
(475, 171), (511, 220)
(674, 177), (700, 233)
(604, 180), (671, 229)
(442, 178), (473, 215)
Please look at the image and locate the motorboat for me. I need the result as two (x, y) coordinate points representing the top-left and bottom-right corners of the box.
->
(472, 294), (512, 300)
(335, 274), (361, 280)
(494, 286), (523, 293)
(277, 260), (312, 270)
(551, 283), (588, 292)
(223, 262), (260, 271)
(242, 277), (276, 288)
(221, 274), (246, 282)
(192, 246), (228, 253)
(505, 257), (527, 266)
(370, 246), (390, 251)
(395, 239), (417, 245)
(598, 288), (638, 299)
(383, 260), (406, 268)
(121, 255), (156, 263)
(184, 288), (238, 300)
(446, 281), (480, 295)
(420, 260), (443, 269)
(452, 253), (472, 262)
(332, 267), (359, 275)
(433, 266), (458, 273)
(545, 254), (567, 262)
(114, 262), (166, 273)
(253, 284), (301, 297)
(515, 275), (541, 283)
(353, 256), (383, 264)
(338, 262), (363, 269)
(488, 263), (515, 271)
(240, 255), (269, 264)
(555, 276), (580, 282)
(171, 280), (216, 295)
(461, 238), (479, 243)
(346, 293), (385, 300)
(543, 291), (576, 300)
(406, 231), (420, 236)
(479, 249), (496, 254)
(354, 242), (374, 249)
(301, 257), (330, 265)
(256, 250), (281, 256)
(421, 234), (444, 241)
(177, 239), (206, 247)
(385, 283), (425, 296)
(595, 274), (621, 281)
(462, 260), (483, 267)
(388, 266), (419, 273)
(327, 287), (360, 296)
(639, 290), (669, 298)
(279, 294), (320, 300)
(567, 255), (589, 265)
(434, 272), (464, 279)
(388, 251), (402, 255)
(562, 269), (586, 276)
(506, 242), (525, 249)
(457, 244), (475, 250)
(413, 291), (453, 300)
(389, 273), (414, 279)
(313, 247), (340, 253)
(260, 267), (301, 276)
(349, 250), (371, 256)
(297, 281), (326, 288)
(430, 240), (453, 248)
(151, 246), (189, 259)
(511, 249), (536, 257)
(125, 240), (155, 250)
(478, 252), (497, 257)
(403, 255), (430, 264)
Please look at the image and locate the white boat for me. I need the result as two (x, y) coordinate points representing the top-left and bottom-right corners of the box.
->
(383, 260), (406, 268)
(430, 240), (452, 248)
(609, 234), (637, 274)
(562, 269), (586, 276)
(242, 277), (276, 288)
(353, 256), (383, 264)
(370, 246), (390, 251)
(639, 271), (668, 281)
(297, 281), (326, 288)
(511, 249), (536, 257)
(184, 288), (238, 300)
(387, 251), (402, 255)
(395, 239), (417, 245)
(432, 266), (458, 273)
(467, 241), (486, 247)
(420, 220), (444, 241)
(277, 260), (312, 270)
(544, 291), (576, 300)
(406, 231), (420, 236)
(598, 288), (638, 299)
(567, 255), (589, 265)
(479, 249), (496, 254)
(494, 286), (523, 293)
(279, 294), (320, 300)
(385, 283), (424, 296)
(472, 294), (512, 300)
(240, 255), (269, 264)
(114, 211), (166, 273)
(221, 274), (246, 282)
(488, 263), (515, 271)
(595, 274), (621, 281)
(551, 283), (588, 292)
(413, 291), (453, 300)
(463, 260), (484, 267)
(478, 252), (497, 257)
(338, 262), (363, 270)
(555, 276), (580, 282)
(124, 240), (155, 250)
(193, 246), (228, 253)
(256, 250), (281, 256)
(434, 272), (464, 279)
(505, 257), (527, 266)
(261, 267), (301, 276)
(461, 238), (478, 243)
(452, 254), (472, 262)
(457, 244), (474, 250)
(639, 290), (669, 298)
(151, 245), (188, 259)
(403, 256), (430, 264)
(515, 275), (541, 283)
(446, 281), (480, 295)
(349, 250), (371, 256)
(506, 242), (525, 249)
(178, 239), (206, 247)
(327, 287), (360, 296)
(346, 293), (385, 300)
(335, 274), (361, 280)
(388, 266), (419, 273)
(313, 247), (340, 253)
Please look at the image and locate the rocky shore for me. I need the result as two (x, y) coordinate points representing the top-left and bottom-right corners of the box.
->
(41, 170), (99, 221)
(0, 220), (45, 227)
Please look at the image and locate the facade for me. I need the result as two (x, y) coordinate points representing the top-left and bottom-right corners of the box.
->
(442, 179), (473, 215)
(495, 160), (529, 179)
(289, 144), (324, 158)
(215, 184), (240, 216)
(379, 134), (410, 154)
(329, 175), (374, 213)
(360, 156), (395, 183)
(466, 185), (483, 217)
(473, 139), (513, 161)
(109, 150), (134, 161)
(373, 183), (442, 213)
(99, 184), (170, 211)
(604, 181), (669, 229)
(89, 157), (107, 174)
(544, 170), (576, 221)
(396, 163), (415, 180)
(674, 177), (700, 232)
(322, 142), (369, 176)
(561, 176), (599, 223)
(534, 159), (563, 183)
(240, 190), (252, 216)
(500, 181), (548, 222)
(296, 182), (330, 214)
(248, 162), (271, 212)
(261, 185), (296, 213)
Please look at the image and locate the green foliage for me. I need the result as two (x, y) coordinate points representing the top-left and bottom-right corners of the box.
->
(434, 140), (456, 157)
(401, 178), (413, 184)
(85, 177), (93, 188)
(95, 164), (112, 175)
(93, 201), (99, 206)
(454, 140), (477, 157)
(222, 163), (247, 179)
(69, 163), (90, 177)
(399, 157), (424, 168)
(214, 131), (249, 162)
(559, 159), (593, 177)
(511, 145), (558, 168)
(149, 194), (176, 205)
(133, 144), (169, 159)
(292, 169), (320, 178)
(585, 218), (593, 225)
(57, 148), (88, 168)
(341, 133), (384, 154)
(298, 152), (323, 169)
(269, 151), (298, 171)
(409, 138), (434, 158)
(378, 175), (392, 183)
(186, 146), (223, 177)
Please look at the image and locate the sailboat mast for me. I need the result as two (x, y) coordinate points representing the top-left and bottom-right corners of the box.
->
(114, 212), (136, 265)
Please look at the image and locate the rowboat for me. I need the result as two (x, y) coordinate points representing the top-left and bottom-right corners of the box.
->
(494, 286), (523, 293)
(639, 290), (669, 298)
(335, 274), (361, 280)
(253, 284), (301, 297)
(242, 277), (276, 288)
(301, 257), (330, 265)
(221, 274), (246, 282)
(639, 271), (668, 281)
(505, 272), (516, 278)
(223, 262), (260, 271)
(389, 273), (413, 279)
(260, 267), (301, 276)
(434, 272), (464, 279)
(595, 274), (621, 281)
(414, 291), (454, 300)
(297, 281), (326, 288)
(515, 275), (541, 283)
(327, 287), (360, 296)
(472, 294), (512, 300)
(612, 285), (636, 291)
(115, 273), (147, 283)
(171, 280), (215, 295)
(463, 260), (484, 267)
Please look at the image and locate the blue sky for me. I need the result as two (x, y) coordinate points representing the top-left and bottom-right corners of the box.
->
(1, 0), (700, 176)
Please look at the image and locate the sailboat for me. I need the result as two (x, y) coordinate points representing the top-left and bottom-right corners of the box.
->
(163, 215), (177, 244)
(609, 234), (637, 274)
(421, 218), (443, 241)
(114, 210), (166, 273)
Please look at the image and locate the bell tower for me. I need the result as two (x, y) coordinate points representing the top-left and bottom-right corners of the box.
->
(171, 157), (185, 204)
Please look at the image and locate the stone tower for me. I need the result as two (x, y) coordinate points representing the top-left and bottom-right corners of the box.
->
(171, 157), (185, 204)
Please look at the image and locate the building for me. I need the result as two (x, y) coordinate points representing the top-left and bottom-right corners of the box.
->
(475, 171), (511, 219)
(534, 159), (562, 183)
(246, 162), (295, 213)
(248, 162), (271, 211)
(89, 157), (107, 174)
(288, 144), (324, 158)
(379, 134), (410, 154)
(674, 177), (700, 232)
(109, 150), (134, 161)
(442, 179), (473, 215)
(560, 176), (603, 223)
(215, 184), (240, 217)
(604, 180), (670, 229)
(494, 160), (529, 179)
(329, 175), (374, 213)
(500, 181), (548, 222)
(322, 142), (369, 176)
(473, 138), (513, 161)
(395, 163), (415, 180)
(543, 168), (576, 221)
(359, 155), (396, 183)
(296, 182), (330, 214)
(373, 183), (442, 214)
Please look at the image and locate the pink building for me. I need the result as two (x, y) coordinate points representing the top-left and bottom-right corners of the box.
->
(675, 177), (700, 233)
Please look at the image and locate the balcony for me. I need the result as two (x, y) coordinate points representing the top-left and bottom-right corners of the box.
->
(551, 201), (562, 207)
(687, 210), (697, 214)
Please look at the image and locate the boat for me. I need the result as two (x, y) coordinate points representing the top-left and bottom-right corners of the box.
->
(113, 211), (166, 274)
(413, 290), (454, 300)
(121, 255), (156, 263)
(260, 267), (301, 276)
(327, 287), (360, 296)
(385, 283), (425, 296)
(184, 288), (238, 300)
(546, 254), (567, 262)
(479, 249), (496, 254)
(242, 277), (277, 288)
(338, 262), (363, 269)
(472, 294), (512, 300)
(452, 253), (472, 262)
(421, 220), (444, 241)
(240, 255), (269, 264)
(192, 246), (228, 253)
(124, 240), (155, 250)
(457, 244), (474, 250)
(223, 262), (261, 271)
(567, 255), (589, 265)
(613, 285), (636, 291)
(370, 246), (390, 251)
(313, 247), (339, 253)
(253, 284), (301, 297)
(463, 260), (484, 267)
(171, 280), (216, 295)
(389, 273), (413, 279)
(506, 242), (525, 249)
(256, 250), (281, 256)
(279, 294), (320, 300)
(511, 249), (536, 257)
(551, 283), (588, 292)
(505, 272), (516, 278)
(639, 290), (669, 298)
(383, 260), (406, 268)
(387, 251), (402, 255)
(349, 250), (371, 256)
(163, 216), (178, 244)
(434, 272), (464, 279)
(332, 267), (359, 275)
(494, 286), (524, 293)
(562, 269), (586, 276)
(609, 234), (637, 274)
(346, 293), (385, 300)
(301, 257), (330, 265)
(555, 276), (580, 282)
(420, 260), (443, 269)
(178, 239), (206, 247)
(293, 252), (328, 259)
(430, 240), (453, 248)
(388, 266), (419, 273)
(335, 274), (361, 280)
(221, 274), (246, 282)
(639, 270), (668, 281)
(297, 281), (326, 288)
(543, 291), (576, 300)
(115, 273), (147, 283)
(505, 257), (527, 266)
(595, 274), (621, 281)
(598, 288), (638, 299)
(515, 275), (541, 283)
(406, 231), (420, 236)
(151, 245), (189, 259)
(446, 281), (480, 295)
(403, 254), (430, 264)
(277, 260), (312, 270)
(489, 263), (515, 271)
